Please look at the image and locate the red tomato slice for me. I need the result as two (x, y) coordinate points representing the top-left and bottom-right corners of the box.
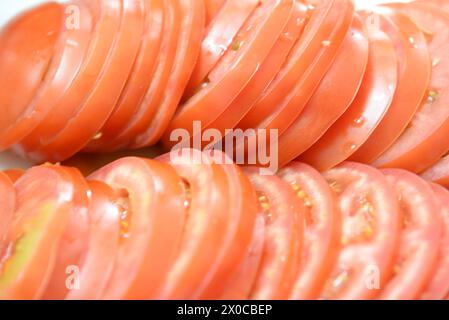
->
(421, 154), (449, 188)
(202, 1), (308, 141)
(0, 2), (91, 151)
(379, 169), (442, 300)
(351, 8), (431, 163)
(161, 0), (294, 150)
(219, 212), (265, 300)
(24, 0), (145, 163)
(41, 166), (90, 300)
(278, 162), (341, 300)
(66, 180), (120, 300)
(373, 3), (449, 173)
(205, 0), (226, 26)
(0, 166), (73, 299)
(277, 15), (369, 167)
(88, 157), (186, 300)
(243, 168), (304, 300)
(319, 163), (401, 300)
(301, 27), (397, 171)
(237, 0), (354, 135)
(85, 0), (165, 151)
(3, 169), (25, 183)
(0, 172), (15, 253)
(185, 0), (260, 97)
(420, 183), (449, 300)
(156, 149), (257, 299)
(108, 0), (204, 150)
(13, 0), (122, 159)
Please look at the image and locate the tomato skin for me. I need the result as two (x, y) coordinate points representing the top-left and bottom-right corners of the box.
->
(373, 3), (449, 173)
(0, 172), (15, 254)
(421, 155), (449, 188)
(277, 15), (369, 167)
(0, 166), (73, 299)
(301, 26), (398, 171)
(204, 0), (226, 25)
(89, 157), (187, 300)
(243, 168), (304, 300)
(379, 169), (443, 300)
(350, 8), (431, 163)
(0, 3), (65, 150)
(278, 162), (341, 300)
(66, 181), (120, 300)
(320, 163), (401, 300)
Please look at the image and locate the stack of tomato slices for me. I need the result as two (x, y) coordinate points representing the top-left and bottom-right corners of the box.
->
(0, 0), (449, 178)
(1, 148), (449, 300)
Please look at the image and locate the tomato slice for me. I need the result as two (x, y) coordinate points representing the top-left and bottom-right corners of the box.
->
(41, 166), (90, 300)
(243, 168), (304, 300)
(205, 0), (226, 25)
(373, 3), (449, 173)
(3, 169), (25, 183)
(107, 0), (204, 150)
(66, 180), (120, 300)
(156, 149), (257, 299)
(185, 0), (260, 97)
(237, 0), (354, 135)
(379, 169), (442, 300)
(24, 0), (145, 163)
(420, 183), (449, 300)
(350, 8), (431, 163)
(0, 2), (91, 151)
(161, 0), (293, 150)
(0, 172), (15, 254)
(219, 212), (265, 300)
(13, 0), (122, 159)
(85, 0), (165, 152)
(421, 154), (449, 188)
(0, 166), (73, 299)
(319, 163), (401, 300)
(89, 157), (186, 299)
(277, 15), (368, 167)
(203, 1), (308, 141)
(301, 27), (397, 171)
(278, 162), (341, 300)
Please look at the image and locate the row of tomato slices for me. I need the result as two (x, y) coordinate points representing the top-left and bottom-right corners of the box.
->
(0, 148), (449, 300)
(2, 0), (449, 180)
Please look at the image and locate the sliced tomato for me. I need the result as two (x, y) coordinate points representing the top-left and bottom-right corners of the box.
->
(85, 0), (165, 151)
(351, 8), (431, 163)
(203, 1), (308, 142)
(185, 0), (260, 97)
(277, 14), (369, 167)
(278, 162), (341, 300)
(301, 27), (397, 171)
(0, 172), (15, 253)
(421, 154), (449, 188)
(156, 149), (257, 299)
(243, 168), (304, 300)
(417, 0), (449, 14)
(219, 212), (265, 300)
(420, 183), (449, 300)
(0, 2), (91, 151)
(379, 169), (442, 300)
(41, 166), (90, 300)
(24, 0), (145, 162)
(89, 157), (186, 300)
(0, 166), (73, 299)
(161, 0), (294, 150)
(319, 163), (401, 300)
(237, 0), (354, 136)
(3, 169), (24, 183)
(373, 3), (449, 173)
(205, 0), (226, 25)
(66, 180), (120, 300)
(108, 0), (204, 150)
